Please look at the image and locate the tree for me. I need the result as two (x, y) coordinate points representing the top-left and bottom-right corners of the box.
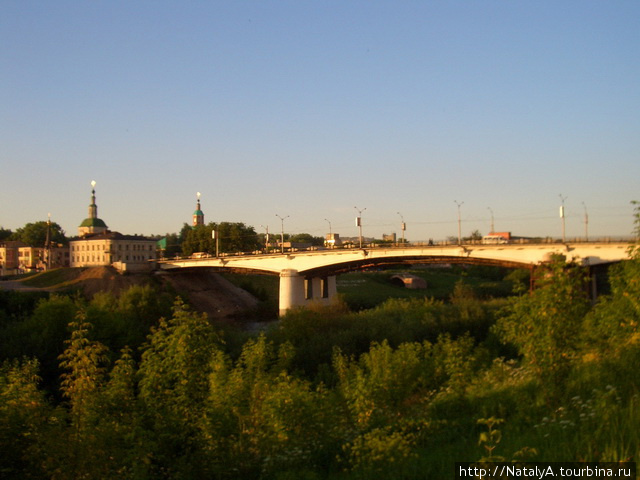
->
(583, 201), (640, 351)
(10, 221), (67, 246)
(55, 315), (111, 479)
(0, 358), (52, 478)
(178, 222), (192, 245)
(0, 227), (12, 241)
(181, 222), (261, 256)
(137, 299), (220, 477)
(465, 230), (483, 242)
(290, 233), (324, 246)
(494, 258), (590, 398)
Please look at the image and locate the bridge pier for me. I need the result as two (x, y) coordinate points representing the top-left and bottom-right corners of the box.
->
(278, 269), (337, 316)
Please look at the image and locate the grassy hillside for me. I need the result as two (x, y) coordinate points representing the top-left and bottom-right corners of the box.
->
(17, 268), (86, 288)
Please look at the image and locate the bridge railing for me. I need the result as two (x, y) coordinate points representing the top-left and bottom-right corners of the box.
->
(157, 236), (634, 262)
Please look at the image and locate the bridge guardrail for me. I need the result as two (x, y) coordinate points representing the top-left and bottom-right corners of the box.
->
(157, 237), (635, 262)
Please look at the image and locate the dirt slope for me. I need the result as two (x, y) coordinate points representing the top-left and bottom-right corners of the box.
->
(156, 269), (260, 319)
(63, 267), (260, 320)
(75, 266), (152, 297)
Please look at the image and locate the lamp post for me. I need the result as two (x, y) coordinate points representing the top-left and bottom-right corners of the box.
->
(454, 200), (464, 245)
(582, 202), (589, 242)
(276, 214), (289, 254)
(397, 212), (406, 245)
(45, 212), (51, 270)
(487, 207), (494, 234)
(211, 227), (219, 258)
(559, 194), (567, 243)
(354, 206), (366, 248)
(260, 225), (270, 253)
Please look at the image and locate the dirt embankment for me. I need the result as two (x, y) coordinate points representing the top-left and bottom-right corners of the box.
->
(54, 266), (259, 320)
(156, 269), (259, 319)
(74, 266), (152, 297)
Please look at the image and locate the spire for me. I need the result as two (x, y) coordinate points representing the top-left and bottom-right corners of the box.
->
(79, 180), (108, 236)
(193, 192), (204, 227)
(89, 180), (98, 219)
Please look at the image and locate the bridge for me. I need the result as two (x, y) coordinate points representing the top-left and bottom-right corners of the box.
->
(158, 242), (632, 315)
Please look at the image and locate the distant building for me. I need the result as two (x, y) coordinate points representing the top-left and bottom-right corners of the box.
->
(0, 241), (68, 275)
(69, 182), (156, 272)
(43, 245), (70, 270)
(70, 231), (156, 272)
(382, 233), (397, 243)
(193, 193), (204, 227)
(325, 233), (342, 247)
(0, 241), (23, 275)
(482, 232), (511, 244)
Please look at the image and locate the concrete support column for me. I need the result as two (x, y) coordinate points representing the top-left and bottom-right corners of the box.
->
(327, 275), (337, 299)
(310, 276), (337, 302)
(279, 269), (306, 316)
(279, 271), (339, 316)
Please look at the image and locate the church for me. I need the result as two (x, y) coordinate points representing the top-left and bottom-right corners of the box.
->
(69, 182), (157, 272)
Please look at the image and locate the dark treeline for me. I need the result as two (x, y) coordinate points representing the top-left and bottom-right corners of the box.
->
(1, 232), (640, 478)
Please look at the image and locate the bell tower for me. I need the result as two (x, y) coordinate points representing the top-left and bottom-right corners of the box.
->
(78, 180), (108, 236)
(193, 192), (204, 227)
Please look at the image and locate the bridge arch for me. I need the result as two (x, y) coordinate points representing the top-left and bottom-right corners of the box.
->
(158, 242), (631, 315)
(298, 255), (533, 278)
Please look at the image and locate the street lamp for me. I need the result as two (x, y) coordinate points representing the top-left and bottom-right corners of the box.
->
(211, 227), (219, 258)
(487, 207), (494, 234)
(260, 225), (270, 253)
(354, 206), (366, 248)
(276, 214), (289, 253)
(559, 194), (567, 243)
(582, 202), (589, 242)
(397, 212), (406, 245)
(454, 200), (464, 245)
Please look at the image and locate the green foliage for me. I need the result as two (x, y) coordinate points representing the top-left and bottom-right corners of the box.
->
(433, 333), (479, 394)
(0, 227), (12, 241)
(200, 334), (340, 477)
(477, 417), (506, 462)
(494, 259), (590, 397)
(182, 222), (261, 256)
(342, 426), (417, 475)
(7, 295), (77, 393)
(10, 220), (67, 246)
(289, 233), (324, 246)
(2, 243), (640, 479)
(136, 298), (220, 477)
(584, 224), (640, 353)
(334, 340), (433, 429)
(0, 358), (50, 478)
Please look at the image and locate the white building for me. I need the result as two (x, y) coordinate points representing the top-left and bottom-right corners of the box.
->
(69, 182), (156, 272)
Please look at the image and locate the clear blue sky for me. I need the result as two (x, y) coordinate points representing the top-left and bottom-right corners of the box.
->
(2, 1), (639, 241)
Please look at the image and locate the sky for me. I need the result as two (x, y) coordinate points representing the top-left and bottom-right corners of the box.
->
(2, 1), (639, 242)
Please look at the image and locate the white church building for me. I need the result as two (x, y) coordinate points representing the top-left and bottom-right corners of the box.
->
(69, 182), (157, 272)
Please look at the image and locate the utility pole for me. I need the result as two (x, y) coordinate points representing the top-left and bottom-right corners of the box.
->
(397, 212), (406, 245)
(582, 202), (589, 242)
(261, 225), (270, 253)
(487, 207), (494, 234)
(354, 206), (366, 248)
(559, 194), (567, 243)
(454, 200), (464, 245)
(45, 213), (51, 270)
(276, 214), (289, 254)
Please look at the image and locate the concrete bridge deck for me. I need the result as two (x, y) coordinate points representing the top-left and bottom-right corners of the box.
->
(158, 242), (632, 315)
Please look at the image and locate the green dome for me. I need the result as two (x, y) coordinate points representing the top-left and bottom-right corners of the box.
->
(193, 209), (204, 216)
(79, 217), (108, 228)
